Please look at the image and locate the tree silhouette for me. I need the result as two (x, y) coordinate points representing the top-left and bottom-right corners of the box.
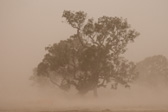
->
(31, 10), (139, 96)
(135, 55), (168, 87)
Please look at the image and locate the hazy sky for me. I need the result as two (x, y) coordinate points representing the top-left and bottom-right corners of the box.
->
(0, 0), (168, 102)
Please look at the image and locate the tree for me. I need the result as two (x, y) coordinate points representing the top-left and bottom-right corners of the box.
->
(135, 55), (168, 87)
(31, 10), (139, 96)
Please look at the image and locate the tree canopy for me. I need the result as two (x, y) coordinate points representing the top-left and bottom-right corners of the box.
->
(135, 55), (168, 87)
(31, 10), (139, 96)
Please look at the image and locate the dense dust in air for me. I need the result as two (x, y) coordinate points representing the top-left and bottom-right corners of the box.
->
(0, 72), (168, 111)
(1, 0), (168, 112)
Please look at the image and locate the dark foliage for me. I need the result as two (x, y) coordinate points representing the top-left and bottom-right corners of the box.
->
(31, 10), (139, 96)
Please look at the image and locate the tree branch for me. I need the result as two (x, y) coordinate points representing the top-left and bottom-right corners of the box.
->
(48, 75), (61, 88)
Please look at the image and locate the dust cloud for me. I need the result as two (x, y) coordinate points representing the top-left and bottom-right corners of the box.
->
(1, 0), (168, 111)
(0, 77), (168, 111)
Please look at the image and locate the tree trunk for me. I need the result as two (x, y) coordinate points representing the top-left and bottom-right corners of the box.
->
(93, 87), (98, 97)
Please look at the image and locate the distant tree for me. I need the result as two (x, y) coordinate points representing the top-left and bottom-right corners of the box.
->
(135, 55), (168, 87)
(31, 10), (139, 96)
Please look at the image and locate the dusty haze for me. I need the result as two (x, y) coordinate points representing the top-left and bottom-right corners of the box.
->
(0, 0), (168, 111)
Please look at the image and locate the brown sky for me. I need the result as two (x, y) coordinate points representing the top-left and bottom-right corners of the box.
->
(0, 0), (168, 105)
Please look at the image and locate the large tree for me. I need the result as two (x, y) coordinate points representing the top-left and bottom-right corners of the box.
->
(31, 10), (139, 96)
